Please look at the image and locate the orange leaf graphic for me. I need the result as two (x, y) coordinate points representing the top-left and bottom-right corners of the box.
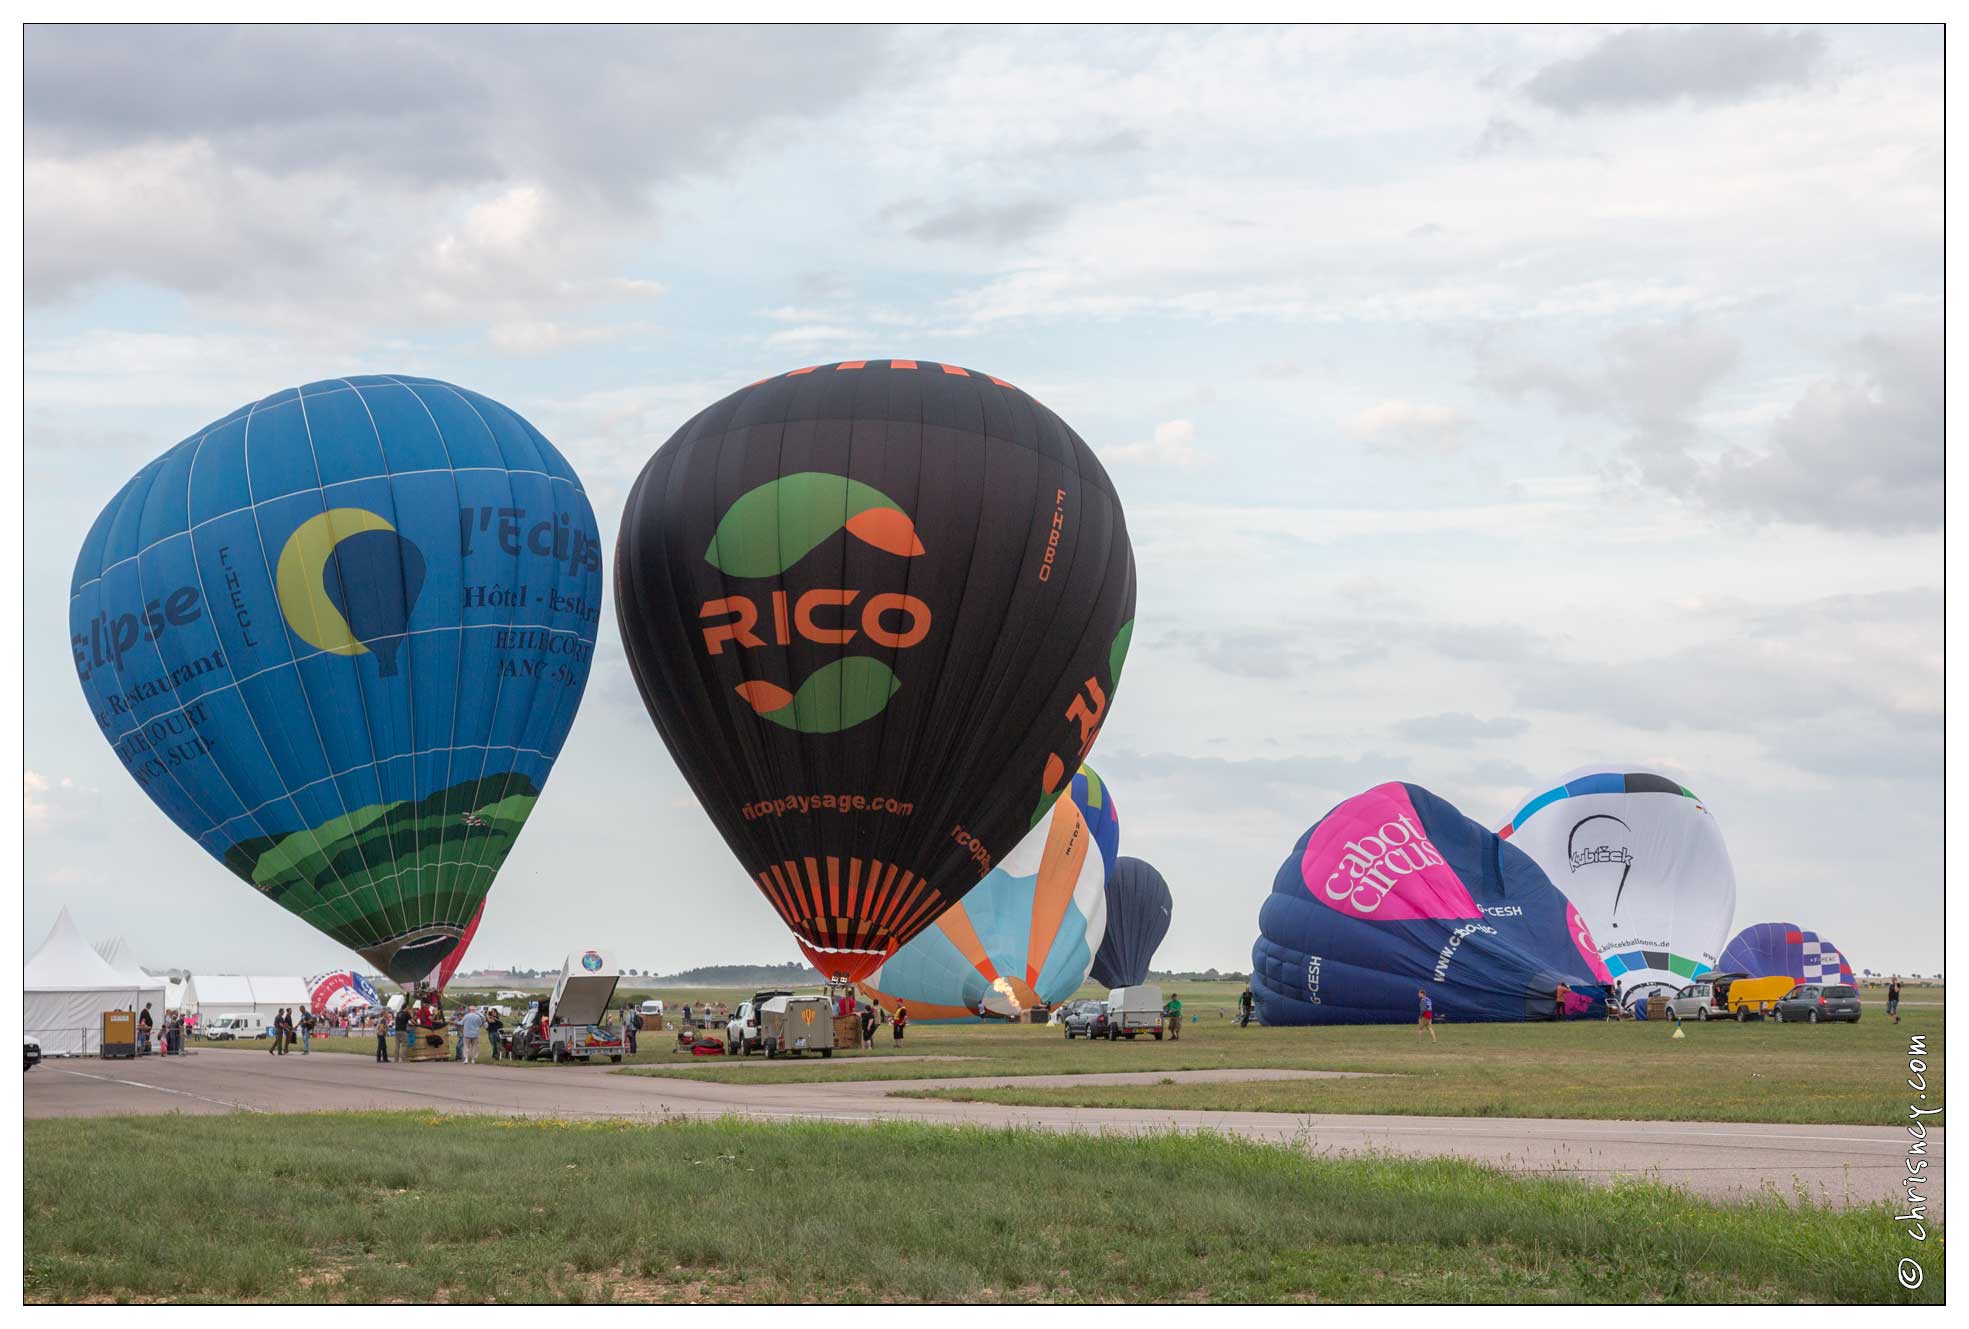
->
(844, 507), (926, 557)
(734, 680), (795, 714)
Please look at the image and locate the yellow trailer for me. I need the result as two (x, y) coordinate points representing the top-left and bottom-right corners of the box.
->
(1726, 975), (1794, 1021)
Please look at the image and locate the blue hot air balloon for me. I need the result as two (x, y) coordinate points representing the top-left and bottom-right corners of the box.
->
(1252, 782), (1612, 1025)
(69, 376), (602, 981)
(1719, 923), (1857, 988)
(1090, 857), (1172, 989)
(1071, 764), (1120, 886)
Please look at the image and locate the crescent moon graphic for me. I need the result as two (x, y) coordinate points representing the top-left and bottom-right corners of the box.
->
(275, 508), (398, 657)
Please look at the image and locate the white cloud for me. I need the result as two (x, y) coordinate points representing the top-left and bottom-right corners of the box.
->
(24, 769), (98, 832)
(762, 324), (865, 349)
(1102, 418), (1203, 466)
(1344, 400), (1469, 454)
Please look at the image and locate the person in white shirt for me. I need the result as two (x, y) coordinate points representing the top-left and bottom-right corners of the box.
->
(459, 1007), (485, 1064)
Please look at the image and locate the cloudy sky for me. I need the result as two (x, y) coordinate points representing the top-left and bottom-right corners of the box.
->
(23, 24), (1943, 978)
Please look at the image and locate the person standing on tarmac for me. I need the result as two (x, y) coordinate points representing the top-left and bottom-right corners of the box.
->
(393, 1002), (412, 1062)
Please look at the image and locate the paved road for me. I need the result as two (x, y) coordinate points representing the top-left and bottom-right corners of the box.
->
(28, 1051), (1939, 1214)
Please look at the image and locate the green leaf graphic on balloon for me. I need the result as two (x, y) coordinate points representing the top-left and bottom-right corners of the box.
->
(705, 472), (925, 577)
(1109, 618), (1134, 687)
(734, 657), (903, 734)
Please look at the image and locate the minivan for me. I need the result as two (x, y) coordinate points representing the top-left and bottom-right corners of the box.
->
(1775, 984), (1862, 1024)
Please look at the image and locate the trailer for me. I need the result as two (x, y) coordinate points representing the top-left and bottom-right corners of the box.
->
(505, 948), (625, 1063)
(759, 993), (837, 1058)
(1103, 985), (1166, 1040)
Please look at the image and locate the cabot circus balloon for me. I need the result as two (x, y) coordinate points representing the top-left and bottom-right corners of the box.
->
(616, 360), (1136, 981)
(70, 377), (602, 982)
(1500, 768), (1737, 1004)
(856, 774), (1108, 1022)
(1090, 857), (1172, 989)
(307, 970), (382, 1016)
(1719, 923), (1856, 988)
(1252, 782), (1611, 1024)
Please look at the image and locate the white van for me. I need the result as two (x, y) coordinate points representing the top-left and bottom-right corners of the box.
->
(201, 1014), (263, 1041)
(638, 999), (665, 1018)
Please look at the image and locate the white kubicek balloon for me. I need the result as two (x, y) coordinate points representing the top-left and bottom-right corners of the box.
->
(1500, 767), (1737, 1004)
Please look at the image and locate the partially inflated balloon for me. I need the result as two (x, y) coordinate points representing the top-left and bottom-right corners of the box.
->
(70, 377), (601, 982)
(856, 784), (1107, 1021)
(307, 970), (382, 1015)
(616, 361), (1136, 980)
(1252, 782), (1611, 1024)
(1090, 856), (1172, 989)
(1072, 764), (1120, 886)
(1719, 923), (1856, 987)
(1500, 768), (1737, 1004)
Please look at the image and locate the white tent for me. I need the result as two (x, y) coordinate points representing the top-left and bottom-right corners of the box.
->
(25, 909), (166, 1056)
(95, 937), (167, 1015)
(181, 975), (313, 1034)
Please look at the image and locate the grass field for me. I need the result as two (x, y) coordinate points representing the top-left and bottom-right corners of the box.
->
(23, 1112), (1940, 1304)
(620, 991), (1940, 1127)
(188, 981), (1940, 1127)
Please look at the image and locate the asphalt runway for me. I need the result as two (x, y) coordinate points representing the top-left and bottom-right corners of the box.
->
(28, 1050), (1939, 1214)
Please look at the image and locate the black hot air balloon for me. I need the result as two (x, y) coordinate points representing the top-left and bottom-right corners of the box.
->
(616, 360), (1136, 981)
(1090, 856), (1173, 989)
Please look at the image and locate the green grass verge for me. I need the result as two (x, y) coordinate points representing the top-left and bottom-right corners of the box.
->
(622, 997), (1942, 1126)
(23, 1113), (1939, 1304)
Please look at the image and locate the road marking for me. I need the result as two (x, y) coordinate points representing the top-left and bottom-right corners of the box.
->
(54, 1067), (269, 1114)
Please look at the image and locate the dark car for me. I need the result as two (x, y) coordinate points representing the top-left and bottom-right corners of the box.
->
(25, 1034), (42, 1071)
(1775, 984), (1862, 1024)
(1060, 999), (1110, 1040)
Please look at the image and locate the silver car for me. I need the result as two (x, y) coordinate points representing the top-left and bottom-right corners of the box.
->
(1059, 1000), (1110, 1039)
(1666, 980), (1726, 1022)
